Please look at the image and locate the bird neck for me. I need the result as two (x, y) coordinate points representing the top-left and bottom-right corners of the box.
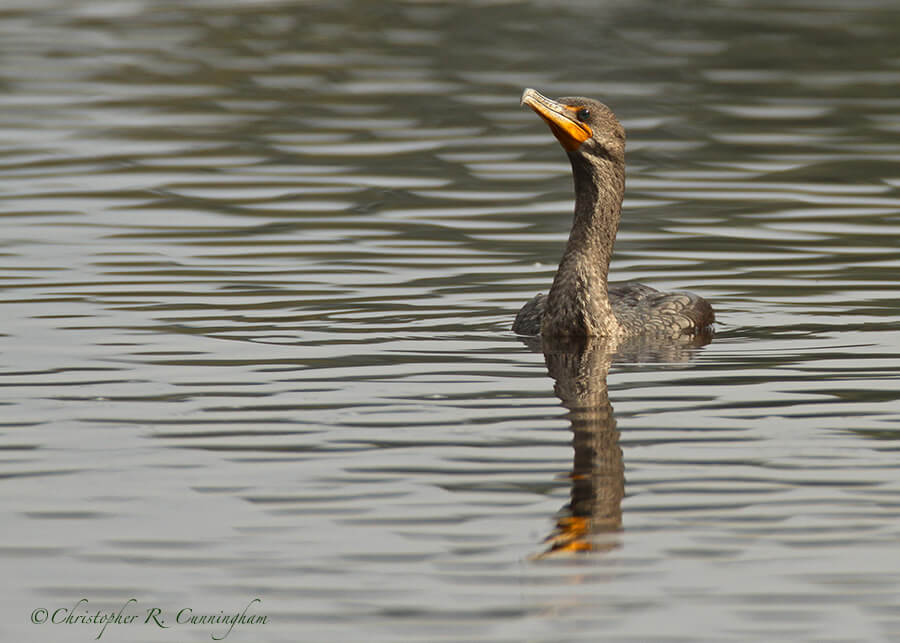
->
(543, 155), (625, 337)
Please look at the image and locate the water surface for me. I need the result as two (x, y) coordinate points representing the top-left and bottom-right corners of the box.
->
(2, 1), (900, 641)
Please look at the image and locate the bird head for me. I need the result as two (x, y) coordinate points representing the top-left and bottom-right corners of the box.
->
(521, 88), (625, 165)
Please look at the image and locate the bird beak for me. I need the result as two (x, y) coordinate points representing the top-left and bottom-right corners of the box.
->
(521, 88), (592, 151)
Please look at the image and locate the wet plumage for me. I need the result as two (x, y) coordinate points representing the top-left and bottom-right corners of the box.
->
(512, 89), (714, 339)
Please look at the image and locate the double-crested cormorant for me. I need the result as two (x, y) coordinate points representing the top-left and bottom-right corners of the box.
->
(513, 88), (714, 338)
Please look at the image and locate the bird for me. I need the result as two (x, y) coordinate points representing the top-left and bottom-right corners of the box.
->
(512, 88), (714, 339)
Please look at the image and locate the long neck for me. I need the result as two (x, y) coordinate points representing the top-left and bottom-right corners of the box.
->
(543, 155), (625, 337)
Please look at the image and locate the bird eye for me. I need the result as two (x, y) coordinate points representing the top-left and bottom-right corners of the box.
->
(576, 108), (590, 122)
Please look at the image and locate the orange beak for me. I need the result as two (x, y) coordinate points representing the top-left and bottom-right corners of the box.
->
(521, 88), (593, 152)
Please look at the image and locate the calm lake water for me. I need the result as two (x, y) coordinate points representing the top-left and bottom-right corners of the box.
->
(2, 1), (900, 641)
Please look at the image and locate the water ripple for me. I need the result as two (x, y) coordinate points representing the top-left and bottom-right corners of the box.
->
(1, 1), (900, 642)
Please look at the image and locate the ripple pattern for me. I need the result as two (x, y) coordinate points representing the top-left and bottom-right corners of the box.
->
(1, 1), (900, 642)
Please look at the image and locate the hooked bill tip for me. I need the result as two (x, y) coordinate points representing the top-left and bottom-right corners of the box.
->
(521, 87), (537, 107)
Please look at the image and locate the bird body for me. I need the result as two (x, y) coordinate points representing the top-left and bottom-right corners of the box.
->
(513, 88), (714, 339)
(513, 284), (713, 337)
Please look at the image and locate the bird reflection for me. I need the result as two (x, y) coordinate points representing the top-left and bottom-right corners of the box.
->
(529, 332), (712, 558)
